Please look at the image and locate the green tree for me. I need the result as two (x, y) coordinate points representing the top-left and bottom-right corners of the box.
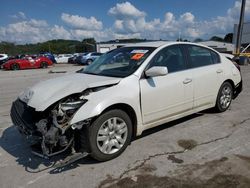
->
(194, 38), (203, 42)
(224, 33), (233, 43)
(82, 38), (96, 52)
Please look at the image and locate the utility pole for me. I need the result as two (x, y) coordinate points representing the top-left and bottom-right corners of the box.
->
(235, 0), (246, 55)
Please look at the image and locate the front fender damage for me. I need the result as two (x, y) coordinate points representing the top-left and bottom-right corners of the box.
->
(11, 84), (115, 166)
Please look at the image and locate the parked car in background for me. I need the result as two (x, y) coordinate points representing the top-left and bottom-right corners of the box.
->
(76, 52), (102, 65)
(10, 42), (242, 162)
(2, 55), (53, 70)
(68, 53), (85, 64)
(40, 52), (57, 64)
(15, 54), (26, 59)
(0, 54), (8, 66)
(55, 54), (73, 63)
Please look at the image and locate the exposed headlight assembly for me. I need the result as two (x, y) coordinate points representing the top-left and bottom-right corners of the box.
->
(54, 95), (88, 127)
(60, 99), (87, 112)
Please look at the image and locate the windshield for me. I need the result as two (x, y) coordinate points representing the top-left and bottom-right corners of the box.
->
(81, 47), (155, 78)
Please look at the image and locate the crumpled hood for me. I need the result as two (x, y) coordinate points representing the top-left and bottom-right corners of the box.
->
(24, 73), (121, 111)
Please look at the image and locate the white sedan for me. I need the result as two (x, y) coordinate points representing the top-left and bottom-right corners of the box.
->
(0, 54), (8, 61)
(11, 42), (242, 161)
(55, 54), (73, 63)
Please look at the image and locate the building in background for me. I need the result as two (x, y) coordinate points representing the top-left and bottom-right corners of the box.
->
(97, 40), (234, 54)
(96, 43), (129, 53)
(197, 41), (234, 53)
(96, 39), (164, 53)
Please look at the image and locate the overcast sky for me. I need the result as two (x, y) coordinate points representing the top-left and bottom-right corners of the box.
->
(0, 0), (250, 44)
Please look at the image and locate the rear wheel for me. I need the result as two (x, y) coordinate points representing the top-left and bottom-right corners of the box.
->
(40, 62), (48, 68)
(215, 82), (233, 112)
(11, 63), (20, 70)
(87, 109), (132, 161)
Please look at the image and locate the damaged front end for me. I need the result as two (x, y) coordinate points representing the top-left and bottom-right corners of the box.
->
(10, 92), (91, 159)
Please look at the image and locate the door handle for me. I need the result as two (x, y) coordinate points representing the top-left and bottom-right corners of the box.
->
(216, 69), (223, 73)
(183, 78), (192, 84)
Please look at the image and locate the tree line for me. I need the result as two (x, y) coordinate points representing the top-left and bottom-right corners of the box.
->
(0, 38), (97, 56)
(0, 34), (233, 56)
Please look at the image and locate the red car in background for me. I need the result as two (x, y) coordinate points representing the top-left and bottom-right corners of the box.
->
(2, 56), (53, 70)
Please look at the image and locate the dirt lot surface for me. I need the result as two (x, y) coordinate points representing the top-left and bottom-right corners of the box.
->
(0, 64), (250, 188)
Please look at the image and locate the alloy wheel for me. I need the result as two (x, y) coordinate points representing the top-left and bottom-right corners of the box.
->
(97, 117), (128, 154)
(220, 85), (232, 109)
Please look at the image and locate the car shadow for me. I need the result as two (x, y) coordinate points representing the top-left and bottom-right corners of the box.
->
(0, 113), (204, 174)
(0, 126), (98, 174)
(134, 113), (203, 140)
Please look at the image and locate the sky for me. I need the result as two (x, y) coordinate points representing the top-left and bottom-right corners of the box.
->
(0, 0), (250, 44)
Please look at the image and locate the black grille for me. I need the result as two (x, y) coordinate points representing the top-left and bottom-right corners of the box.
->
(11, 99), (39, 135)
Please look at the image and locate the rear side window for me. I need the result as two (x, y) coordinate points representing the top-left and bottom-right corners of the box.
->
(148, 45), (186, 73)
(211, 51), (221, 64)
(187, 45), (217, 68)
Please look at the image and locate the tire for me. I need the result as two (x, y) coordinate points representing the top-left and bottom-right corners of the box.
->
(40, 62), (48, 69)
(86, 59), (93, 65)
(215, 82), (233, 112)
(11, 63), (20, 70)
(87, 109), (132, 161)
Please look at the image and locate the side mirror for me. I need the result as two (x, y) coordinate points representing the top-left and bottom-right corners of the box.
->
(145, 66), (168, 77)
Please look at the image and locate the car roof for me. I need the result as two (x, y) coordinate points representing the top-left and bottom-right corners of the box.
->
(124, 41), (219, 53)
(124, 41), (172, 48)
(124, 41), (206, 48)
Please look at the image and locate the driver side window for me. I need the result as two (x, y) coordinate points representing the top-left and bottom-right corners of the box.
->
(148, 45), (186, 73)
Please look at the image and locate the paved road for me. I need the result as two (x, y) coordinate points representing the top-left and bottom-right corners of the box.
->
(0, 64), (250, 188)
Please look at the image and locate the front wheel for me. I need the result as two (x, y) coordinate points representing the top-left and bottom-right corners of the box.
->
(11, 63), (20, 70)
(215, 82), (233, 112)
(87, 109), (132, 161)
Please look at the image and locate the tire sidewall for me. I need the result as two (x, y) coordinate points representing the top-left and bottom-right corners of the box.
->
(41, 62), (48, 68)
(216, 82), (233, 112)
(87, 59), (93, 65)
(11, 63), (19, 70)
(88, 109), (132, 161)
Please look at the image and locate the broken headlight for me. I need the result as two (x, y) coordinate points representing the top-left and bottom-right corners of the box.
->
(60, 99), (87, 114)
(54, 94), (88, 127)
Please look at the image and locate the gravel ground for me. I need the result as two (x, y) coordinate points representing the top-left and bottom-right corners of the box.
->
(0, 64), (250, 188)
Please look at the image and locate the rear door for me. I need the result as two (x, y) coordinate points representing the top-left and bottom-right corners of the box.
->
(184, 45), (223, 108)
(21, 58), (32, 68)
(140, 44), (193, 124)
(28, 57), (36, 68)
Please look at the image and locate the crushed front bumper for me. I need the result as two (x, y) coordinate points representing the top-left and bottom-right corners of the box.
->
(11, 99), (40, 136)
(10, 99), (89, 166)
(10, 99), (73, 158)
